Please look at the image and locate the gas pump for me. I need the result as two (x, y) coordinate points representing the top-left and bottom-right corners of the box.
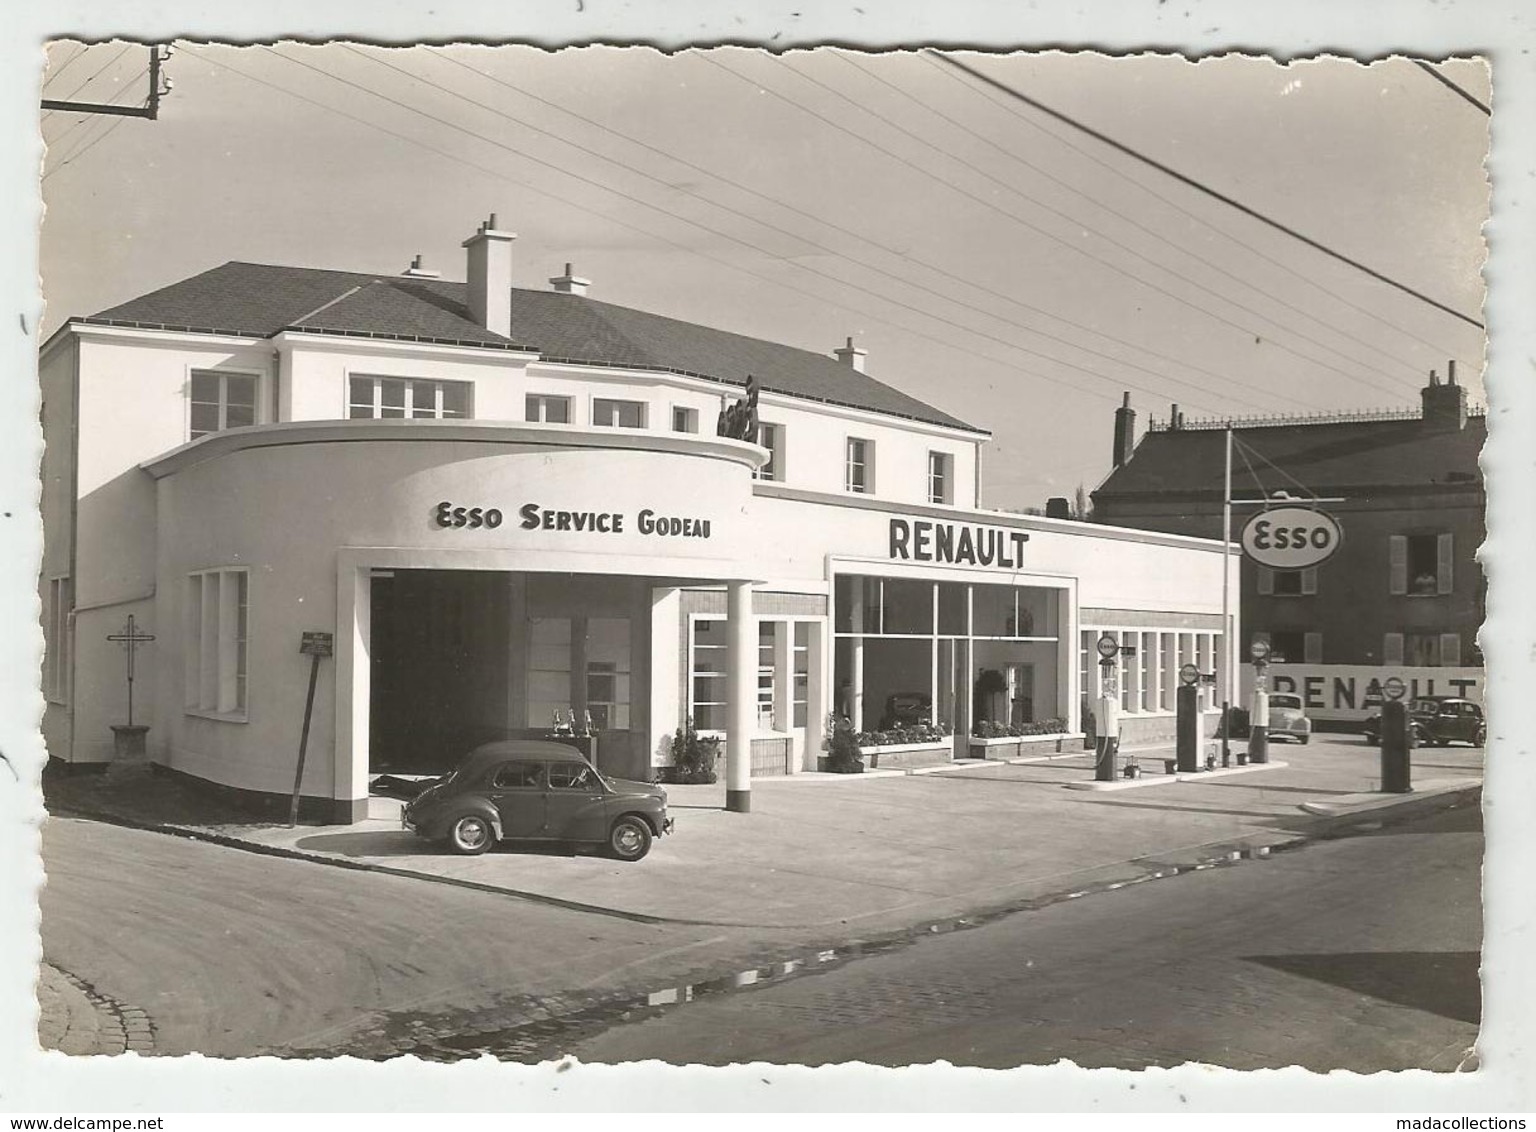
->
(1094, 634), (1121, 782)
(1248, 639), (1271, 765)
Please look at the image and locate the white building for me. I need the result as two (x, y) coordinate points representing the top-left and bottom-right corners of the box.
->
(40, 215), (1237, 821)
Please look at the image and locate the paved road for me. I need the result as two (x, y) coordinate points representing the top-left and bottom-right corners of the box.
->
(570, 803), (1483, 1071)
(39, 817), (729, 1057)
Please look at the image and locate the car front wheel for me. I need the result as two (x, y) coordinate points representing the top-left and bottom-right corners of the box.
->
(608, 815), (653, 862)
(447, 813), (495, 855)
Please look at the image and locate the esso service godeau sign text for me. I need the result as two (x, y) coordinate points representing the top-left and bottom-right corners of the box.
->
(1240, 506), (1342, 570)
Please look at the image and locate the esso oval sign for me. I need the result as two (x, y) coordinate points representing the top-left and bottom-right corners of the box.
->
(1240, 506), (1343, 570)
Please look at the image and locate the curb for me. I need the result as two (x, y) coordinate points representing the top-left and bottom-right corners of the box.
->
(1064, 760), (1291, 791)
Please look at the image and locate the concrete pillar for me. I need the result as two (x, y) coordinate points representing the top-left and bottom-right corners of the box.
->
(726, 580), (754, 812)
(803, 620), (826, 772)
(771, 620), (792, 735)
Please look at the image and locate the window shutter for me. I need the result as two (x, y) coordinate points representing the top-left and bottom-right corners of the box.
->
(1389, 536), (1407, 595)
(1301, 567), (1318, 595)
(1304, 632), (1323, 664)
(1440, 633), (1461, 666)
(1437, 533), (1454, 595)
(1383, 632), (1404, 665)
(1257, 567), (1274, 595)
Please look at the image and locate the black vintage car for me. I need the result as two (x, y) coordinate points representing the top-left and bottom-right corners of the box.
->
(1362, 696), (1486, 748)
(402, 739), (673, 859)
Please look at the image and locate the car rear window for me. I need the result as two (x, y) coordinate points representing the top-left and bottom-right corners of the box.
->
(491, 760), (545, 789)
(1270, 695), (1301, 709)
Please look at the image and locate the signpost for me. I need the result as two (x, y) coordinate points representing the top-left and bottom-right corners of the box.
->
(1094, 634), (1121, 782)
(289, 631), (334, 827)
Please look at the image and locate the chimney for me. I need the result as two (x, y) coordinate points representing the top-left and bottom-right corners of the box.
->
(833, 336), (868, 373)
(549, 262), (591, 297)
(1169, 403), (1181, 431)
(461, 213), (515, 337)
(1112, 392), (1137, 467)
(1045, 496), (1072, 520)
(1421, 362), (1468, 432)
(401, 254), (441, 280)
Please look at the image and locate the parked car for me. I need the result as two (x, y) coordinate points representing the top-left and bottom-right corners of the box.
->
(402, 739), (673, 860)
(878, 691), (933, 730)
(1264, 692), (1312, 744)
(1362, 696), (1486, 748)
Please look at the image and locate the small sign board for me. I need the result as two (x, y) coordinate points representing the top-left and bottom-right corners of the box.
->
(1249, 639), (1271, 662)
(1240, 506), (1343, 571)
(1179, 663), (1200, 686)
(1096, 634), (1120, 659)
(299, 631), (334, 658)
(1382, 676), (1407, 701)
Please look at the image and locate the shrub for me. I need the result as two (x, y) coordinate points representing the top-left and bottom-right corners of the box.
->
(824, 715), (865, 773)
(663, 716), (720, 784)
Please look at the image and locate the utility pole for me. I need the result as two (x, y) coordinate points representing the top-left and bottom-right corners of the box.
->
(43, 44), (172, 119)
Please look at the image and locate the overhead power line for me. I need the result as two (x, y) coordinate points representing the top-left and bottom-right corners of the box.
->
(425, 47), (1317, 413)
(187, 44), (1241, 416)
(824, 49), (1428, 398)
(920, 51), (1472, 368)
(1412, 60), (1491, 116)
(929, 50), (1485, 332)
(708, 52), (1411, 400)
(283, 45), (1280, 415)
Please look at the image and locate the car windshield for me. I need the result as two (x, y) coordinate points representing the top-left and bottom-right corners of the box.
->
(1270, 695), (1302, 709)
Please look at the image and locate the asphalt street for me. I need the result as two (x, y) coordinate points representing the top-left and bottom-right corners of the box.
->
(569, 803), (1483, 1070)
(37, 817), (728, 1056)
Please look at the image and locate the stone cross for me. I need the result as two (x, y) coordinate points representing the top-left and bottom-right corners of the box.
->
(106, 614), (156, 727)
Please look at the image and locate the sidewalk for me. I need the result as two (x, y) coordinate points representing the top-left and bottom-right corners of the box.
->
(45, 737), (1482, 939)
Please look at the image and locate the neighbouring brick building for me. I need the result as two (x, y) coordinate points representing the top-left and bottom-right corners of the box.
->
(1091, 369), (1486, 685)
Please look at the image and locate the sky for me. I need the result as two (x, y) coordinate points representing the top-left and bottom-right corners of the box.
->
(38, 42), (1490, 511)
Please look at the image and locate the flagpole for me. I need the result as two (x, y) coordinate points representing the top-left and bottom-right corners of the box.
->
(1221, 427), (1233, 767)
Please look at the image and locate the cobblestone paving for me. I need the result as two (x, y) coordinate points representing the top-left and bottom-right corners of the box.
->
(36, 963), (156, 1056)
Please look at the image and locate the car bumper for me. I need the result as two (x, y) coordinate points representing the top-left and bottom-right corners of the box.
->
(662, 816), (675, 835)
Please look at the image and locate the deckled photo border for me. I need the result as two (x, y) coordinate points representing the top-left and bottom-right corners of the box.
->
(2, 0), (1531, 1114)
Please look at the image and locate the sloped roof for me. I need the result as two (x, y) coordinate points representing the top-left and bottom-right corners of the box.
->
(1094, 415), (1486, 499)
(84, 261), (983, 433)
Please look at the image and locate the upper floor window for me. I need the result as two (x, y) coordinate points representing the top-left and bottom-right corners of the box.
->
(928, 451), (954, 505)
(593, 398), (646, 429)
(1257, 567), (1318, 597)
(672, 406), (699, 434)
(526, 394), (571, 424)
(754, 422), (783, 482)
(1386, 631), (1462, 667)
(1390, 533), (1453, 597)
(349, 376), (469, 420)
(190, 370), (257, 439)
(185, 567), (248, 719)
(846, 437), (873, 494)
